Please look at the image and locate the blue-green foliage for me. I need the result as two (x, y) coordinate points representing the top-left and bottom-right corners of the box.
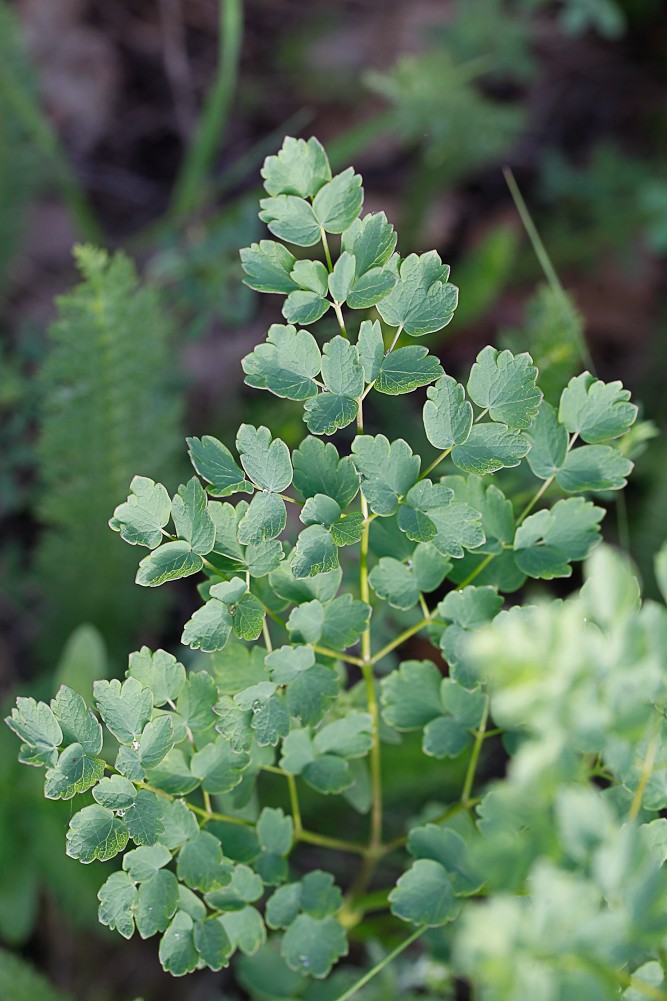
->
(9, 137), (659, 1000)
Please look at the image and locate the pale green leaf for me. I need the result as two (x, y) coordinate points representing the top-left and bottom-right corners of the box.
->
(397, 479), (454, 543)
(5, 697), (62, 764)
(281, 914), (348, 978)
(236, 424), (293, 493)
(314, 712), (373, 758)
(127, 647), (186, 707)
(51, 685), (102, 755)
(381, 660), (443, 730)
(135, 869), (179, 938)
(526, 401), (568, 480)
(219, 906), (266, 956)
(377, 251), (458, 336)
(555, 445), (633, 492)
(239, 240), (298, 294)
(341, 212), (397, 274)
(237, 492), (286, 545)
(514, 497), (604, 579)
(352, 435), (420, 516)
(94, 677), (152, 745)
(259, 195), (321, 247)
(312, 167), (364, 233)
(328, 251), (356, 303)
(292, 525), (340, 578)
(171, 477), (216, 554)
(195, 916), (233, 970)
(44, 743), (105, 800)
(300, 494), (342, 528)
(389, 858), (458, 926)
(423, 375), (473, 449)
(292, 437), (359, 508)
(123, 844), (172, 882)
(559, 372), (637, 443)
(98, 871), (137, 939)
(181, 597), (233, 652)
(257, 807), (293, 856)
(93, 774), (137, 810)
(321, 336), (364, 398)
(109, 475), (171, 549)
(303, 393), (359, 436)
(452, 424), (530, 474)
(282, 290), (330, 325)
(136, 715), (174, 768)
(261, 136), (331, 198)
(136, 541), (203, 587)
(428, 502), (485, 558)
(467, 347), (542, 429)
(66, 804), (129, 863)
(375, 345), (443, 395)
(291, 259), (329, 295)
(177, 830), (229, 892)
(186, 435), (254, 498)
(159, 911), (199, 975)
(125, 788), (165, 846)
(369, 557), (420, 610)
(347, 265), (397, 309)
(190, 736), (249, 793)
(357, 319), (384, 384)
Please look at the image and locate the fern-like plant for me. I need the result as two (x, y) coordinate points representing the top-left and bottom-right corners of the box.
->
(35, 246), (181, 657)
(9, 138), (656, 1000)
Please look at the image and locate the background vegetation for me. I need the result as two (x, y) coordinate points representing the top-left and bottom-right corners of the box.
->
(1, 0), (667, 998)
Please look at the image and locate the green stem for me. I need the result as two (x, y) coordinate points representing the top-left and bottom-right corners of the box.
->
(332, 300), (349, 339)
(331, 926), (428, 1001)
(170, 0), (243, 219)
(420, 446), (453, 481)
(360, 325), (403, 400)
(461, 695), (489, 808)
(457, 553), (495, 589)
(313, 645), (366, 668)
(321, 228), (334, 272)
(299, 829), (367, 856)
(287, 773), (302, 838)
(629, 714), (662, 821)
(370, 616), (433, 665)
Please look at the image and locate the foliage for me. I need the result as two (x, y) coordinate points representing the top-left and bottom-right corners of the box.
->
(0, 947), (73, 1001)
(7, 137), (650, 998)
(34, 246), (182, 658)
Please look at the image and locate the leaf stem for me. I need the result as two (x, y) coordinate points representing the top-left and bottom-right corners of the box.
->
(299, 829), (367, 855)
(321, 228), (334, 271)
(420, 446), (453, 481)
(313, 645), (366, 668)
(461, 695), (489, 809)
(370, 616), (433, 665)
(332, 300), (349, 339)
(331, 926), (428, 1001)
(287, 773), (302, 838)
(628, 713), (662, 821)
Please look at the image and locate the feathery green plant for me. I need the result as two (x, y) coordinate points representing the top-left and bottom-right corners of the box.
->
(35, 245), (181, 657)
(8, 138), (656, 999)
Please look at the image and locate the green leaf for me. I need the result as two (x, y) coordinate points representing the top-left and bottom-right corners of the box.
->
(240, 240), (298, 294)
(144, 748), (199, 795)
(135, 869), (179, 938)
(291, 259), (329, 295)
(423, 375), (473, 450)
(407, 825), (482, 895)
(94, 774), (137, 810)
(6, 697), (62, 764)
(423, 679), (485, 758)
(328, 251), (356, 304)
(369, 557), (420, 610)
(176, 670), (218, 739)
(438, 585), (503, 686)
(195, 917), (233, 970)
(266, 883), (302, 929)
(282, 290), (330, 325)
(271, 557), (341, 606)
(246, 539), (284, 577)
(292, 437), (359, 508)
(125, 789), (165, 846)
(514, 497), (604, 579)
(314, 712), (373, 758)
(181, 597), (233, 652)
(555, 445), (633, 492)
(98, 871), (137, 939)
(281, 914), (348, 978)
(381, 660), (443, 730)
(375, 346), (443, 395)
(467, 347), (542, 429)
(301, 494), (342, 528)
(292, 525), (340, 578)
(247, 692), (290, 747)
(303, 393), (359, 436)
(452, 424), (530, 474)
(357, 319), (385, 383)
(331, 513), (364, 547)
(389, 858), (458, 926)
(135, 541), (203, 587)
(219, 906), (266, 956)
(123, 844), (172, 881)
(377, 251), (458, 336)
(312, 167), (364, 233)
(261, 136), (331, 198)
(237, 492), (287, 545)
(44, 743), (105, 800)
(398, 479), (453, 543)
(526, 401), (568, 480)
(655, 543), (667, 605)
(66, 804), (129, 863)
(187, 435), (254, 498)
(257, 807), (293, 856)
(171, 477), (215, 554)
(259, 195), (321, 247)
(109, 475), (171, 549)
(341, 212), (397, 274)
(135, 716), (174, 768)
(559, 372), (637, 443)
(347, 265), (397, 309)
(190, 735), (249, 793)
(427, 502), (485, 559)
(236, 424), (293, 493)
(177, 830), (229, 892)
(50, 685), (102, 755)
(159, 911), (199, 975)
(286, 666), (339, 725)
(127, 647), (186, 707)
(352, 435), (420, 516)
(231, 593), (266, 641)
(205, 864), (264, 909)
(94, 677), (152, 745)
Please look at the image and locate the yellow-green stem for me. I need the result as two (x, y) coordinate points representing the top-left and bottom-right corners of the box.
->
(287, 773), (302, 838)
(461, 695), (489, 808)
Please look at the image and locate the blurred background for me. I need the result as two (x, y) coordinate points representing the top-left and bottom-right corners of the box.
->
(1, 0), (667, 998)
